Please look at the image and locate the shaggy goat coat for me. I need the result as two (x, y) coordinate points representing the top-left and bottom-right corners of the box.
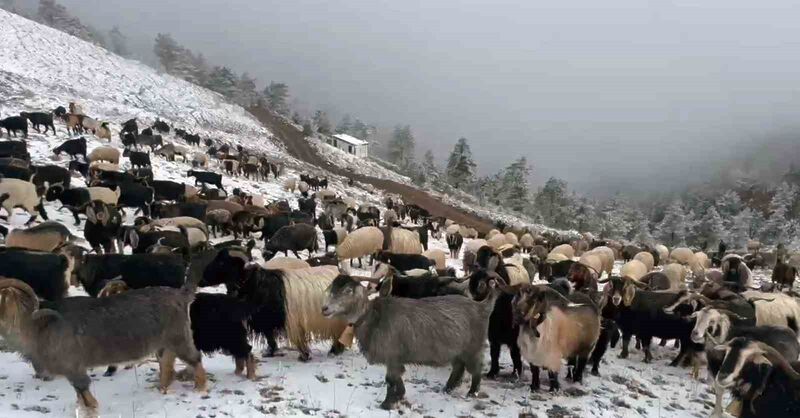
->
(518, 306), (600, 372)
(336, 226), (384, 261)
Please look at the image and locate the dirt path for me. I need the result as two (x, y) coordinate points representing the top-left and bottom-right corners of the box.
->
(249, 106), (495, 233)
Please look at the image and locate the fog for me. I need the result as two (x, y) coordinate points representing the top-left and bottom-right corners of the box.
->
(55, 0), (800, 194)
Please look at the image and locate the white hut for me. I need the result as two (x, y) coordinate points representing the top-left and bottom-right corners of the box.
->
(328, 133), (369, 158)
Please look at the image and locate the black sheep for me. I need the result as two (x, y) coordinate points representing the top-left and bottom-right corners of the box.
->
(20, 112), (56, 135)
(150, 179), (187, 201)
(120, 118), (138, 136)
(44, 185), (90, 224)
(0, 140), (29, 160)
(0, 116), (28, 138)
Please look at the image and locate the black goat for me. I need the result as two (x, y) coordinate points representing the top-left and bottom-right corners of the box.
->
(84, 200), (122, 254)
(0, 248), (70, 300)
(52, 137), (87, 160)
(75, 253), (187, 297)
(0, 140), (28, 159)
(374, 250), (435, 272)
(263, 223), (318, 259)
(128, 151), (151, 168)
(187, 169), (224, 191)
(0, 116), (28, 138)
(30, 165), (70, 194)
(20, 112), (55, 135)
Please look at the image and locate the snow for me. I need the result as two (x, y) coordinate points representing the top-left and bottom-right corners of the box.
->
(0, 9), (737, 418)
(331, 133), (368, 146)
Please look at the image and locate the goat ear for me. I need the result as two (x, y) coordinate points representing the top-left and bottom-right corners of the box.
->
(487, 254), (500, 272)
(378, 274), (393, 298)
(129, 230), (139, 249)
(623, 283), (636, 306)
(86, 206), (97, 224)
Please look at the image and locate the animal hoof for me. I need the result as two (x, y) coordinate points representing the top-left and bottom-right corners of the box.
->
(485, 371), (498, 380)
(380, 400), (397, 410)
(159, 387), (169, 395)
(618, 353), (628, 359)
(591, 369), (600, 377)
(298, 353), (311, 362)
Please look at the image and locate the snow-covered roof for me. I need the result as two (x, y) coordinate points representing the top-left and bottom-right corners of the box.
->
(333, 133), (368, 146)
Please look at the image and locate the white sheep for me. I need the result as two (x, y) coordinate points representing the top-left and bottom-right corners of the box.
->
(669, 247), (696, 266)
(462, 239), (488, 274)
(548, 244), (575, 260)
(298, 181), (309, 194)
(519, 233), (534, 250)
(458, 225), (470, 239)
(694, 252), (711, 269)
(316, 190), (336, 201)
(388, 228), (422, 254)
(446, 224), (460, 235)
(587, 246), (615, 277)
(504, 232), (519, 247)
(364, 184), (375, 193)
(343, 197), (357, 209)
(444, 219), (455, 227)
(192, 153), (209, 167)
(87, 186), (120, 205)
(89, 161), (120, 174)
(82, 116), (99, 133)
(465, 228), (479, 239)
(88, 146), (120, 164)
(747, 240), (762, 253)
(654, 244), (669, 265)
(0, 179), (41, 222)
(486, 229), (500, 239)
(336, 226), (384, 266)
(633, 251), (655, 272)
(383, 209), (397, 226)
(422, 249), (447, 270)
(149, 216), (208, 235)
(263, 257), (311, 270)
(283, 178), (297, 192)
(661, 263), (688, 290)
(577, 253), (603, 277)
(620, 260), (647, 281)
(487, 234), (508, 251)
(504, 254), (531, 286)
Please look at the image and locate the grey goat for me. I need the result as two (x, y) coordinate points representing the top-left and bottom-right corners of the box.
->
(321, 273), (498, 409)
(0, 268), (207, 410)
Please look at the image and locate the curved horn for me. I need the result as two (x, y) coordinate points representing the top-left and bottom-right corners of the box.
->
(747, 297), (775, 303)
(0, 278), (40, 311)
(626, 278), (648, 288)
(597, 278), (611, 284)
(755, 342), (800, 381)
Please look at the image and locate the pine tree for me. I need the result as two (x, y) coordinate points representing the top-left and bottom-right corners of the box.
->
(445, 137), (477, 190)
(422, 150), (441, 184)
(697, 206), (726, 249)
(716, 190), (743, 230)
(762, 182), (798, 244)
(154, 33), (180, 72)
(108, 26), (129, 56)
(573, 198), (598, 233)
(205, 66), (240, 98)
(599, 197), (632, 239)
(350, 118), (371, 139)
(501, 157), (532, 213)
(38, 0), (104, 46)
(730, 208), (755, 249)
(264, 82), (289, 114)
(234, 72), (258, 106)
(630, 210), (654, 245)
(534, 177), (570, 227)
(312, 110), (331, 134)
(656, 200), (688, 246)
(302, 122), (313, 137)
(387, 125), (415, 170)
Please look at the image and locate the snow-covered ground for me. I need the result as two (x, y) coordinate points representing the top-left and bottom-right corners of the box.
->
(0, 9), (743, 418)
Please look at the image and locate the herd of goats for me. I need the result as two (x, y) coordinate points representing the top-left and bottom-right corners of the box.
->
(0, 106), (799, 417)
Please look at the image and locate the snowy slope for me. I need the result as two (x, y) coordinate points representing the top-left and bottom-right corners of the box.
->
(0, 10), (734, 418)
(0, 9), (283, 159)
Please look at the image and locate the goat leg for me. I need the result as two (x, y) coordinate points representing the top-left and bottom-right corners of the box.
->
(486, 341), (501, 379)
(67, 372), (98, 409)
(510, 341), (523, 379)
(444, 360), (466, 393)
(619, 334), (632, 359)
(245, 354), (257, 381)
(157, 350), (177, 393)
(547, 370), (560, 392)
(529, 364), (541, 391)
(103, 365), (117, 377)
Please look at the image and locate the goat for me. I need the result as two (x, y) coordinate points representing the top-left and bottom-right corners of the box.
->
(690, 307), (800, 417)
(0, 275), (206, 410)
(714, 337), (800, 418)
(322, 273), (498, 409)
(514, 285), (600, 391)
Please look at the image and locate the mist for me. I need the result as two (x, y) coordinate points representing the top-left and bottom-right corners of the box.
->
(54, 0), (800, 195)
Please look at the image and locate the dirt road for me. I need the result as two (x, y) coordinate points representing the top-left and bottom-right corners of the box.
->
(249, 106), (495, 233)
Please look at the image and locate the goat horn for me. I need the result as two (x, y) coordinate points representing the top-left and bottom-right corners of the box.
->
(748, 297), (775, 303)
(597, 278), (610, 283)
(754, 342), (800, 381)
(0, 278), (39, 311)
(350, 275), (381, 284)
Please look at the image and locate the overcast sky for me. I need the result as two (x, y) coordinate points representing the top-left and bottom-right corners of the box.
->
(56, 0), (800, 194)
